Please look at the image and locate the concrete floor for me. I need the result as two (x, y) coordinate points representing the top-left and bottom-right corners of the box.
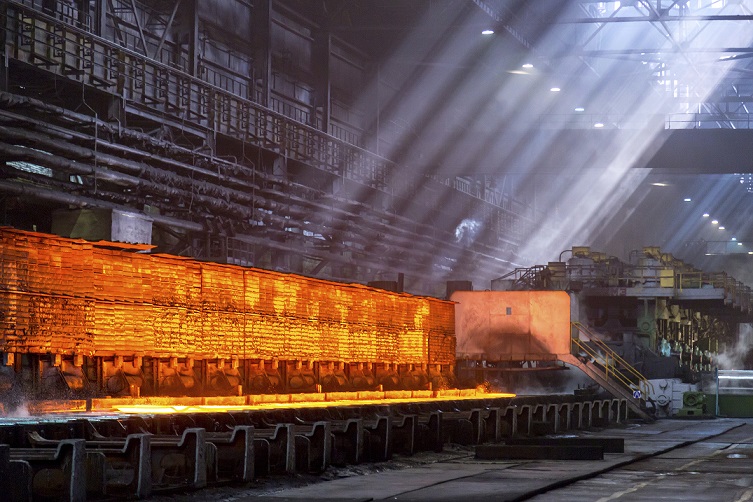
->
(242, 417), (753, 501)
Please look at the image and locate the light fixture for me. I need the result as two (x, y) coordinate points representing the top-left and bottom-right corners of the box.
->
(683, 198), (691, 202)
(482, 29), (494, 35)
(732, 237), (738, 241)
(574, 107), (585, 112)
(550, 87), (561, 92)
(739, 242), (743, 246)
(522, 63), (533, 68)
(712, 220), (719, 225)
(703, 213), (710, 217)
(652, 182), (668, 187)
(594, 122), (604, 128)
(719, 226), (726, 230)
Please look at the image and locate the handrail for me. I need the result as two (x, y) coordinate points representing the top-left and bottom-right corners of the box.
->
(493, 265), (546, 283)
(571, 337), (639, 394)
(571, 321), (655, 400)
(574, 322), (653, 392)
(2, 1), (391, 186)
(0, 1), (539, 240)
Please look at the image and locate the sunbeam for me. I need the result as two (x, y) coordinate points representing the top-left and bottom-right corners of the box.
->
(347, 0), (753, 280)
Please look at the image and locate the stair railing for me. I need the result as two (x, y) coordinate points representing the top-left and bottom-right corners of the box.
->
(571, 321), (655, 401)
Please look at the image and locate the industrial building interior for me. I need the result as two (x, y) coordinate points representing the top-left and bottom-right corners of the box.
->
(4, 1), (753, 500)
(3, 0), (753, 388)
(3, 0), (753, 295)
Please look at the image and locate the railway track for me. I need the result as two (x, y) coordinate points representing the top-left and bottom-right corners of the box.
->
(0, 393), (631, 500)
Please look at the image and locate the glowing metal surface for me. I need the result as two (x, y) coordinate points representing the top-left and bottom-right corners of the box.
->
(112, 393), (516, 414)
(0, 391), (516, 418)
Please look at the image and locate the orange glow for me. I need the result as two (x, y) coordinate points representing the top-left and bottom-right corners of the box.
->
(8, 390), (516, 417)
(111, 393), (517, 414)
(0, 227), (455, 367)
(0, 389), (516, 418)
(452, 290), (571, 361)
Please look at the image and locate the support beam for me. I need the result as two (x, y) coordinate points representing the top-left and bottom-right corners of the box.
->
(0, 28), (6, 93)
(106, 0), (127, 45)
(187, 0), (199, 77)
(642, 129), (753, 173)
(309, 259), (329, 276)
(153, 0), (182, 60)
(313, 2), (331, 133)
(557, 14), (753, 24)
(252, 0), (272, 106)
(94, 0), (107, 36)
(129, 0), (149, 55)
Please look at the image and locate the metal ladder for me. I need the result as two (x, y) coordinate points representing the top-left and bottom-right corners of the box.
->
(561, 321), (655, 421)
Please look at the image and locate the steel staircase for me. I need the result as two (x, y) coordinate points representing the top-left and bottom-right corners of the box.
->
(559, 322), (655, 421)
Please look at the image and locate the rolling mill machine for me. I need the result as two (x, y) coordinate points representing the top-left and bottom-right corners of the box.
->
(493, 245), (753, 384)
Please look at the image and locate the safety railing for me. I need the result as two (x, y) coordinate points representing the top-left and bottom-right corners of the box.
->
(666, 112), (753, 130)
(0, 0), (538, 246)
(566, 260), (751, 311)
(496, 259), (753, 312)
(571, 321), (654, 401)
(491, 265), (549, 290)
(1, 1), (394, 191)
(517, 112), (753, 131)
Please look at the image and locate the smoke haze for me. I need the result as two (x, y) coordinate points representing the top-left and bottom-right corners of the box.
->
(716, 323), (753, 370)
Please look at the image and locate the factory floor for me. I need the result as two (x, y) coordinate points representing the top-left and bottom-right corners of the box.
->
(237, 416), (753, 502)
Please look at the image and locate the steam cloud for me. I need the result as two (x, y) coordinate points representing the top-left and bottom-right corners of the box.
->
(1, 401), (30, 418)
(455, 218), (480, 245)
(486, 367), (597, 396)
(716, 323), (753, 370)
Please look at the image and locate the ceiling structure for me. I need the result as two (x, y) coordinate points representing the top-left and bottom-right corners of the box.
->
(2, 0), (753, 293)
(511, 0), (753, 277)
(317, 0), (753, 276)
(435, 0), (753, 276)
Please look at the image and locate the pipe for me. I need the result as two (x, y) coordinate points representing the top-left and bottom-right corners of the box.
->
(0, 107), (253, 187)
(0, 140), (440, 257)
(0, 100), (500, 264)
(558, 249), (573, 262)
(0, 116), (492, 267)
(0, 179), (205, 232)
(0, 128), (272, 210)
(0, 93), (516, 276)
(0, 142), (249, 214)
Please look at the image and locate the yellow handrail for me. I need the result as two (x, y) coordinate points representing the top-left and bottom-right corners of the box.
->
(571, 322), (655, 400)
(571, 337), (635, 392)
